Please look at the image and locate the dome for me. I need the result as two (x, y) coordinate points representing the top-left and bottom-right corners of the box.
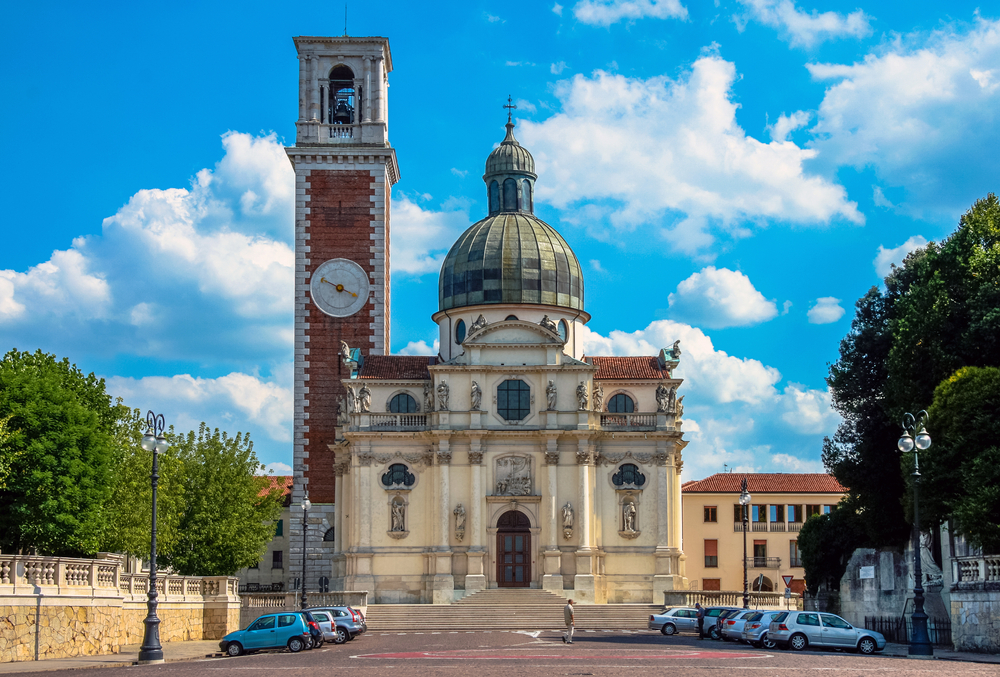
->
(484, 122), (536, 177)
(439, 212), (584, 312)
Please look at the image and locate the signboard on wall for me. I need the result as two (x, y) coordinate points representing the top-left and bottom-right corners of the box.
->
(860, 565), (876, 579)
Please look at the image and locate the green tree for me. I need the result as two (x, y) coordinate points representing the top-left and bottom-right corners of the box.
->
(798, 504), (871, 595)
(163, 424), (284, 576)
(923, 367), (1000, 553)
(0, 416), (17, 490)
(0, 349), (120, 555)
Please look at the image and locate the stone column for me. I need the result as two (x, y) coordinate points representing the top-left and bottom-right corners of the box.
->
(373, 57), (384, 123)
(575, 440), (597, 602)
(363, 56), (372, 123)
(309, 56), (320, 121)
(466, 437), (486, 593)
(333, 464), (345, 555)
(351, 447), (375, 594)
(297, 55), (307, 121)
(652, 441), (685, 600)
(432, 438), (455, 603)
(542, 437), (563, 592)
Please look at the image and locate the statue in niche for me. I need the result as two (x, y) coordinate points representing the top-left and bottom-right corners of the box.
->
(470, 314), (488, 334)
(546, 380), (557, 410)
(495, 456), (532, 496)
(358, 384), (372, 413)
(423, 383), (433, 412)
(669, 339), (682, 360)
(676, 395), (685, 418)
(454, 504), (466, 541)
(593, 384), (605, 412)
(437, 381), (450, 411)
(345, 385), (359, 413)
(539, 315), (558, 333)
(623, 501), (637, 533)
(339, 340), (352, 363)
(655, 384), (670, 413)
(562, 502), (574, 539)
(576, 381), (589, 411)
(337, 396), (349, 426)
(471, 381), (482, 411)
(920, 532), (944, 586)
(390, 500), (405, 532)
(667, 386), (677, 413)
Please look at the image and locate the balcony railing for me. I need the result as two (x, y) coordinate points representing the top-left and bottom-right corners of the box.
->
(368, 414), (428, 430)
(953, 554), (1000, 585)
(324, 123), (355, 140)
(746, 556), (782, 568)
(600, 413), (657, 430)
(733, 521), (803, 533)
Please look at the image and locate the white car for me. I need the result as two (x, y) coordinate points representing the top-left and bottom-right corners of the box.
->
(722, 610), (759, 641)
(648, 607), (699, 635)
(768, 611), (886, 654)
(741, 610), (782, 648)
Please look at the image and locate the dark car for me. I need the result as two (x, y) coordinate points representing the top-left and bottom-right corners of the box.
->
(301, 611), (324, 649)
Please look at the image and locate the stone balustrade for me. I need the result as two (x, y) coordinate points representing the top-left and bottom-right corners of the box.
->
(239, 590), (370, 628)
(663, 589), (802, 610)
(953, 554), (1000, 588)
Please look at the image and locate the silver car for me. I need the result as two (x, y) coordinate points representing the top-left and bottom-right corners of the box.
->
(648, 607), (699, 635)
(768, 611), (886, 654)
(306, 607), (366, 644)
(741, 610), (782, 648)
(722, 610), (759, 641)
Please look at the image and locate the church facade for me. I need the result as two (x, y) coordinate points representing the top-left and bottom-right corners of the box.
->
(288, 34), (689, 604)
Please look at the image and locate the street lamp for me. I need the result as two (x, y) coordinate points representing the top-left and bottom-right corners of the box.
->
(898, 411), (933, 657)
(740, 478), (751, 609)
(137, 411), (170, 665)
(300, 492), (311, 610)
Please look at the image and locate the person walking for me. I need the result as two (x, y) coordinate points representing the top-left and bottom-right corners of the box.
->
(562, 599), (575, 644)
(695, 603), (705, 640)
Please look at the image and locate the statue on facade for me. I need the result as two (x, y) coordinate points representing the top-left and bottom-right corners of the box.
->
(470, 381), (482, 411)
(495, 456), (532, 495)
(390, 501), (405, 532)
(655, 384), (669, 412)
(423, 383), (433, 412)
(337, 396), (349, 426)
(546, 380), (557, 410)
(358, 384), (372, 413)
(437, 381), (450, 411)
(454, 504), (466, 541)
(339, 340), (352, 363)
(593, 384), (604, 412)
(539, 315), (558, 333)
(623, 501), (637, 533)
(676, 395), (684, 418)
(345, 385), (359, 413)
(669, 339), (682, 360)
(920, 531), (944, 586)
(576, 381), (589, 411)
(470, 314), (488, 334)
(562, 502), (574, 539)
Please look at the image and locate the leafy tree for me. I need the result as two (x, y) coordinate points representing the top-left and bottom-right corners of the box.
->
(0, 416), (17, 490)
(0, 349), (120, 555)
(163, 424), (284, 576)
(922, 367), (1000, 553)
(798, 504), (871, 595)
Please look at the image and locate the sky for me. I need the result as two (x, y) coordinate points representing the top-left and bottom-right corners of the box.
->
(1, 0), (997, 480)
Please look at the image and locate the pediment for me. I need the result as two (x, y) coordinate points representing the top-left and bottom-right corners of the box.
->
(464, 320), (565, 347)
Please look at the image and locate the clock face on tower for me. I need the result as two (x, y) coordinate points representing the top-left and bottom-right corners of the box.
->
(310, 258), (371, 318)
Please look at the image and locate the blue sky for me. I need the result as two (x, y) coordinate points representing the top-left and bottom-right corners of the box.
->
(2, 0), (997, 479)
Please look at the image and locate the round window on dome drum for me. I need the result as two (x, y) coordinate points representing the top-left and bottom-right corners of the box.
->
(497, 380), (531, 421)
(505, 315), (519, 321)
(456, 319), (466, 344)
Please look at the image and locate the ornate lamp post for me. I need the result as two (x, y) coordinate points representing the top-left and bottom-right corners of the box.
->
(137, 411), (170, 665)
(300, 492), (311, 610)
(740, 478), (751, 609)
(898, 411), (933, 657)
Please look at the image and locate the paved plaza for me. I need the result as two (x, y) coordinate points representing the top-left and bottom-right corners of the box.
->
(2, 630), (998, 676)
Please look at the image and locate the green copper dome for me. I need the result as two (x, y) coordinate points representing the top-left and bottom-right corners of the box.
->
(439, 212), (584, 312)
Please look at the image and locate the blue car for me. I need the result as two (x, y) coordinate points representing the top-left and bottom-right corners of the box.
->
(220, 612), (312, 656)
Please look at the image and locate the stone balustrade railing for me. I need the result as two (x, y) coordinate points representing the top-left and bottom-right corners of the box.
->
(953, 554), (1000, 588)
(599, 412), (658, 430)
(664, 590), (802, 610)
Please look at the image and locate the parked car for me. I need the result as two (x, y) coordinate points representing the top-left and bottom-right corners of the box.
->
(722, 610), (759, 641)
(702, 606), (742, 639)
(219, 612), (312, 656)
(301, 611), (324, 649)
(741, 610), (782, 648)
(648, 607), (699, 635)
(306, 606), (367, 643)
(768, 611), (886, 654)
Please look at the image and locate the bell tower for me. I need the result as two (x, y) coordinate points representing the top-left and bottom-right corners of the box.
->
(286, 35), (399, 590)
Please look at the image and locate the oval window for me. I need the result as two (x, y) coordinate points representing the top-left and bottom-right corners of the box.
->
(456, 319), (466, 344)
(558, 320), (568, 341)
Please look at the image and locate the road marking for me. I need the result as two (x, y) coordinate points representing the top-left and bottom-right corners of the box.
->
(353, 649), (767, 661)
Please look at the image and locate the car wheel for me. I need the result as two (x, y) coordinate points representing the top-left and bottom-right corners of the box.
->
(314, 637), (324, 648)
(226, 642), (243, 657)
(857, 637), (877, 655)
(288, 637), (305, 653)
(709, 627), (721, 640)
(305, 636), (314, 650)
(762, 633), (777, 650)
(789, 633), (808, 651)
(333, 627), (348, 644)
(661, 623), (677, 636)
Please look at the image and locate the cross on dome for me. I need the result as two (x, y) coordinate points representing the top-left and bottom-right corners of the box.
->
(503, 95), (517, 124)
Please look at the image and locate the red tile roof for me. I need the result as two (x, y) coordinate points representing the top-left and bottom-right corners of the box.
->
(587, 356), (670, 380)
(258, 475), (294, 506)
(682, 473), (847, 494)
(357, 355), (435, 380)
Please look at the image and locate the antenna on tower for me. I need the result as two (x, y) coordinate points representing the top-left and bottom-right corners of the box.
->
(344, 4), (348, 37)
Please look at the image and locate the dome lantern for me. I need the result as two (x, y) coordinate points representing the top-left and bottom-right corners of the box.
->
(484, 99), (537, 216)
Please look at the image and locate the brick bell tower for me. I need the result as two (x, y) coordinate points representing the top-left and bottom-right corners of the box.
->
(286, 35), (399, 590)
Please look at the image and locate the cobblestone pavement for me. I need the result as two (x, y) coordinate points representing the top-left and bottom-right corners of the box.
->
(3, 630), (998, 675)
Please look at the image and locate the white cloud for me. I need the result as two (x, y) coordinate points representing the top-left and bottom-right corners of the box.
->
(806, 297), (845, 324)
(808, 18), (1000, 213)
(781, 300), (793, 315)
(450, 168), (468, 178)
(505, 61), (536, 67)
(519, 57), (862, 255)
(390, 194), (469, 275)
(486, 13), (505, 23)
(872, 185), (894, 208)
(573, 0), (688, 26)
(769, 453), (824, 473)
(874, 235), (927, 278)
(553, 2), (564, 15)
(768, 110), (811, 142)
(667, 266), (778, 328)
(780, 384), (839, 433)
(398, 339), (440, 356)
(737, 0), (872, 48)
(515, 99), (537, 113)
(551, 61), (568, 75)
(0, 249), (110, 321)
(589, 259), (607, 273)
(264, 462), (293, 475)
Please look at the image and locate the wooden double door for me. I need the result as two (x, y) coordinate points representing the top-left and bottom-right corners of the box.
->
(496, 510), (531, 587)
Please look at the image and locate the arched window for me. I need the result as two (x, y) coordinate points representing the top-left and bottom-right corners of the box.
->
(381, 463), (416, 487)
(388, 393), (418, 413)
(521, 181), (532, 212)
(323, 528), (335, 542)
(497, 380), (531, 421)
(505, 315), (519, 321)
(607, 393), (635, 413)
(455, 319), (466, 344)
(558, 320), (568, 341)
(489, 181), (500, 213)
(612, 463), (646, 487)
(328, 65), (356, 125)
(503, 178), (519, 211)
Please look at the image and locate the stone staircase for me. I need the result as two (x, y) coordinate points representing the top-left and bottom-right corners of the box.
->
(365, 589), (663, 631)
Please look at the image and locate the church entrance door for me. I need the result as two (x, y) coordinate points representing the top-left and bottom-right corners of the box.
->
(496, 510), (531, 587)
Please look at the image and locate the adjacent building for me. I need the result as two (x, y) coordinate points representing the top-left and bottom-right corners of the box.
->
(682, 473), (846, 594)
(234, 476), (297, 592)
